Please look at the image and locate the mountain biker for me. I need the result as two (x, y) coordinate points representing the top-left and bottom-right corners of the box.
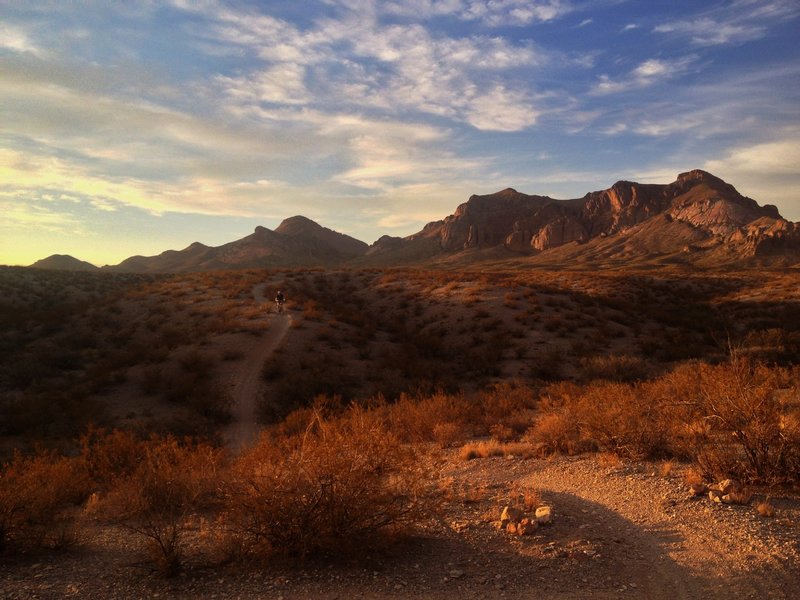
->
(275, 290), (286, 312)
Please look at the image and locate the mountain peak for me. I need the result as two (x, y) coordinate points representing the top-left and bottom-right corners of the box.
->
(275, 215), (321, 236)
(31, 254), (98, 271)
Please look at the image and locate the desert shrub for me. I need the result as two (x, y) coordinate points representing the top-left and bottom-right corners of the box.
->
(687, 357), (799, 485)
(0, 450), (90, 554)
(524, 411), (585, 455)
(432, 421), (469, 448)
(385, 390), (479, 442)
(95, 437), (223, 575)
(478, 382), (537, 435)
(79, 427), (145, 491)
(576, 381), (672, 460)
(224, 406), (426, 559)
(578, 354), (650, 383)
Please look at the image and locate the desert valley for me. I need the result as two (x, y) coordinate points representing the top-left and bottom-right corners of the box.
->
(2, 171), (800, 599)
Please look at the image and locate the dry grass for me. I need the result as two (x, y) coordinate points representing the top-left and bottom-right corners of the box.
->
(757, 500), (776, 518)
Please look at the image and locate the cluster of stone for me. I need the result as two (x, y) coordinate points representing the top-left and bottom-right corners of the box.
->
(689, 478), (751, 505)
(495, 504), (552, 535)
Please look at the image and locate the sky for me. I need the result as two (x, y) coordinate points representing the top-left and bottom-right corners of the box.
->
(2, 0), (799, 267)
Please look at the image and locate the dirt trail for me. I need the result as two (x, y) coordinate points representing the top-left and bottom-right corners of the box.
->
(223, 284), (290, 450)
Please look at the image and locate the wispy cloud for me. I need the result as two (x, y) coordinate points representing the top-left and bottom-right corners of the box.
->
(194, 3), (545, 132)
(654, 0), (800, 46)
(381, 0), (574, 26)
(591, 56), (696, 95)
(0, 23), (46, 56)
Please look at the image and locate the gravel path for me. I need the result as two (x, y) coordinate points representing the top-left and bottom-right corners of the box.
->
(222, 283), (291, 450)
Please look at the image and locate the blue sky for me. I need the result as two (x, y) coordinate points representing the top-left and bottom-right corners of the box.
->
(2, 0), (799, 266)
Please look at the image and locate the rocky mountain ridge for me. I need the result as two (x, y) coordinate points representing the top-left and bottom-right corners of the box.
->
(27, 170), (800, 271)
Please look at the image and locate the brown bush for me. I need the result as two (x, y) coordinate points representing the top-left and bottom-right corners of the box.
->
(524, 411), (584, 455)
(688, 357), (799, 485)
(95, 437), (223, 575)
(575, 381), (672, 460)
(0, 450), (90, 553)
(224, 406), (426, 559)
(578, 354), (651, 383)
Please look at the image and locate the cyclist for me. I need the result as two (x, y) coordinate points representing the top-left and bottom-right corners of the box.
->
(275, 290), (286, 313)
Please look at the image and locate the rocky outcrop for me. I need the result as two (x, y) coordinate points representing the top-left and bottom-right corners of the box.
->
(399, 169), (800, 264)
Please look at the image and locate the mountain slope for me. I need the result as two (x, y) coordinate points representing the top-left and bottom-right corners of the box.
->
(39, 170), (799, 272)
(30, 255), (99, 271)
(106, 217), (368, 273)
(366, 169), (799, 268)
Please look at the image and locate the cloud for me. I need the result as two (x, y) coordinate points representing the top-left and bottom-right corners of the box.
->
(654, 0), (800, 46)
(0, 23), (46, 56)
(194, 3), (545, 132)
(704, 134), (800, 221)
(591, 56), (696, 95)
(381, 0), (573, 26)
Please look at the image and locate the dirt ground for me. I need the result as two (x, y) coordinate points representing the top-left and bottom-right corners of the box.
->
(2, 277), (799, 599)
(1, 451), (798, 599)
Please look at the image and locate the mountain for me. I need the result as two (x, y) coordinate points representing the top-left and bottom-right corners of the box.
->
(41, 170), (796, 273)
(366, 170), (800, 268)
(30, 254), (99, 271)
(106, 216), (368, 273)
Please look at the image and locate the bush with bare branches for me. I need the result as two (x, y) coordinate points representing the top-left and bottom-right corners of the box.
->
(224, 406), (427, 559)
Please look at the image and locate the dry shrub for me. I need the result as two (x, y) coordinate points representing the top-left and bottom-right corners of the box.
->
(79, 427), (144, 490)
(596, 451), (623, 469)
(757, 500), (776, 518)
(0, 450), (90, 553)
(689, 357), (799, 485)
(489, 423), (515, 443)
(459, 439), (503, 460)
(579, 354), (650, 383)
(95, 437), (223, 575)
(387, 391), (478, 442)
(524, 411), (583, 456)
(432, 421), (468, 448)
(479, 383), (537, 435)
(224, 406), (426, 559)
(577, 381), (671, 460)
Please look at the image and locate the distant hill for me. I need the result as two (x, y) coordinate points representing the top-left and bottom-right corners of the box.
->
(40, 170), (798, 273)
(30, 255), (98, 271)
(105, 216), (369, 273)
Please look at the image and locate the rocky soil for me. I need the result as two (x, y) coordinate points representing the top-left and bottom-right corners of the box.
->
(2, 451), (798, 599)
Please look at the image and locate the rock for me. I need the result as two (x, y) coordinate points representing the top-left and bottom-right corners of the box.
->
(709, 490), (723, 503)
(689, 482), (708, 496)
(535, 506), (552, 524)
(449, 570), (465, 579)
(718, 479), (741, 495)
(517, 518), (537, 536)
(500, 506), (524, 526)
(506, 523), (518, 535)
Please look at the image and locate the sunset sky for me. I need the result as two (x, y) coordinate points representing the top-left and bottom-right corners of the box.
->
(2, 0), (799, 266)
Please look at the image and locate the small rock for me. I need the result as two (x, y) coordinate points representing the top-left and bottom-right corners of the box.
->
(450, 570), (465, 579)
(718, 479), (741, 495)
(535, 506), (552, 524)
(709, 489), (723, 503)
(690, 482), (708, 496)
(500, 506), (524, 525)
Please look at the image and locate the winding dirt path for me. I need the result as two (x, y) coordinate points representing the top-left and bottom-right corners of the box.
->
(223, 284), (291, 450)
